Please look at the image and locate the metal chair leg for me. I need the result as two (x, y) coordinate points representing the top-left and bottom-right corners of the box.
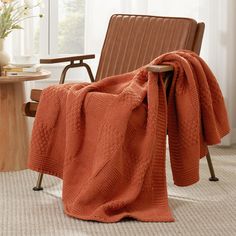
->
(206, 148), (219, 181)
(33, 173), (44, 191)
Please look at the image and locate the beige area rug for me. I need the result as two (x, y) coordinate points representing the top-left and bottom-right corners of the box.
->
(0, 147), (236, 236)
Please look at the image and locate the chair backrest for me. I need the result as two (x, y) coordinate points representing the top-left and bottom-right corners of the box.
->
(95, 14), (205, 81)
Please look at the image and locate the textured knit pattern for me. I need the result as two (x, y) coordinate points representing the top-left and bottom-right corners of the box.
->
(28, 50), (230, 223)
(1, 147), (236, 236)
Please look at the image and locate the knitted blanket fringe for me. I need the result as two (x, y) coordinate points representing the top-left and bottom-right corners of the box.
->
(28, 50), (230, 223)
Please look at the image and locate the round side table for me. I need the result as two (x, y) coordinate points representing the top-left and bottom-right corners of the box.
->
(0, 70), (51, 171)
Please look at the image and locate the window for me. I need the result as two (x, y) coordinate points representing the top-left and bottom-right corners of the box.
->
(33, 0), (85, 56)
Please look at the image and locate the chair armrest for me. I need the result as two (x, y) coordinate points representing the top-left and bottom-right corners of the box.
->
(40, 54), (95, 83)
(146, 65), (173, 73)
(147, 65), (174, 89)
(40, 54), (95, 64)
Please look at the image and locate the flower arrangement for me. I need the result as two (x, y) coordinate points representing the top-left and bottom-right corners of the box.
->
(0, 0), (42, 39)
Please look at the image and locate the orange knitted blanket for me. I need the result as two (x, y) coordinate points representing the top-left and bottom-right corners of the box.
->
(28, 51), (229, 223)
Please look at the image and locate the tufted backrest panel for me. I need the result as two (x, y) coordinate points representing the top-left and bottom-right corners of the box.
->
(96, 14), (204, 81)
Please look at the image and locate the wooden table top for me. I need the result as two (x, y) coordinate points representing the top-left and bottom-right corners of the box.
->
(0, 70), (51, 84)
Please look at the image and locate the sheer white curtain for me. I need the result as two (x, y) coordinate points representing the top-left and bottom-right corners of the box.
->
(85, 0), (236, 145)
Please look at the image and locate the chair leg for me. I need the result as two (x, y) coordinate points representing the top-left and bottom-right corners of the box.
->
(206, 148), (219, 182)
(33, 173), (44, 191)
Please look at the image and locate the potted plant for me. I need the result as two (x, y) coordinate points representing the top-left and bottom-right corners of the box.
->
(0, 0), (42, 67)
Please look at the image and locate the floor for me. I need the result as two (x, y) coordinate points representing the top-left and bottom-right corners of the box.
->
(0, 147), (236, 236)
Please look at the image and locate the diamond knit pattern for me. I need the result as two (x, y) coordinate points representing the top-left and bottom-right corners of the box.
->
(28, 50), (230, 223)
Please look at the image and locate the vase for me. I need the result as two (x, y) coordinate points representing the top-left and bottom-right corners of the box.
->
(0, 38), (10, 67)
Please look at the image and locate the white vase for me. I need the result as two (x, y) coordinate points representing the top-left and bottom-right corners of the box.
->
(0, 38), (10, 67)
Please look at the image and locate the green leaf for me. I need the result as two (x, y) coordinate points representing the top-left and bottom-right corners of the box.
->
(11, 24), (23, 30)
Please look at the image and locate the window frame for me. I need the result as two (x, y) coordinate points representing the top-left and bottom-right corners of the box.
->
(39, 0), (59, 56)
(38, 0), (85, 56)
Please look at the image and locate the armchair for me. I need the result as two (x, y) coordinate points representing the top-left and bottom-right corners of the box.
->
(23, 14), (218, 191)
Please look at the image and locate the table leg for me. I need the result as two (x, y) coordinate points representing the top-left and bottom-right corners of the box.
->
(0, 82), (29, 171)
